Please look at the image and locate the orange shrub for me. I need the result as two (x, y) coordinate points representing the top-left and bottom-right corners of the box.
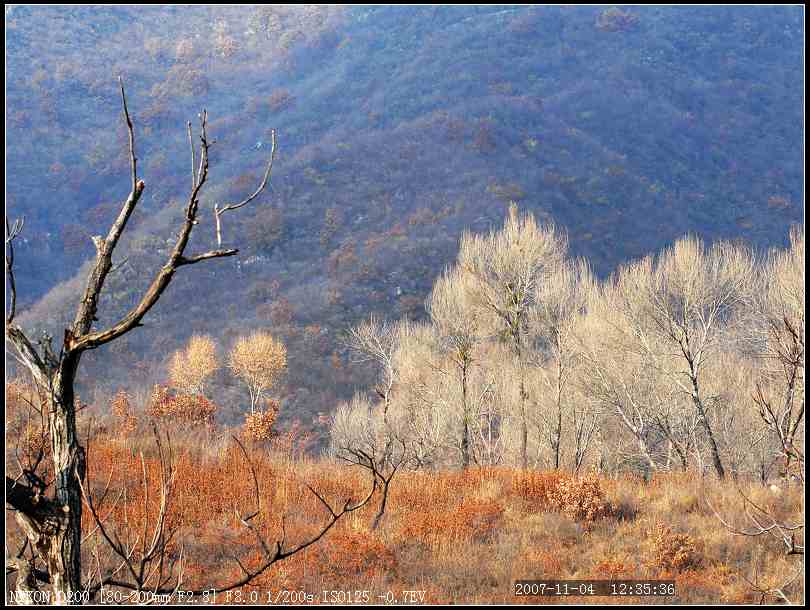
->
(593, 558), (632, 578)
(145, 384), (217, 426)
(110, 390), (132, 419)
(524, 548), (564, 574)
(318, 530), (397, 581)
(512, 470), (569, 507)
(243, 400), (280, 442)
(651, 524), (702, 572)
(145, 384), (171, 418)
(549, 473), (611, 523)
(270, 420), (314, 459)
(110, 389), (138, 436)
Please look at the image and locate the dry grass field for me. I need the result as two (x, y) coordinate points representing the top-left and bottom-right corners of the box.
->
(67, 437), (803, 605)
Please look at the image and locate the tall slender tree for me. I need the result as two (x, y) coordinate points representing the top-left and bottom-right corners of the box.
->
(459, 202), (566, 468)
(426, 267), (483, 468)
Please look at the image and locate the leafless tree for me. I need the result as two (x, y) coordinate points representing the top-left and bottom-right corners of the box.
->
(78, 424), (181, 600)
(459, 202), (566, 468)
(750, 227), (804, 483)
(607, 237), (755, 479)
(330, 394), (413, 530)
(5, 78), (278, 600)
(469, 354), (510, 467)
(344, 316), (411, 425)
(390, 323), (457, 468)
(576, 284), (671, 474)
(708, 484), (804, 603)
(426, 267), (484, 468)
(530, 257), (593, 470)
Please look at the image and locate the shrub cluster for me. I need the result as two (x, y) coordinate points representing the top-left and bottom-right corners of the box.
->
(110, 390), (138, 436)
(242, 400), (280, 442)
(514, 471), (611, 523)
(549, 473), (611, 523)
(146, 384), (217, 426)
(651, 524), (702, 571)
(396, 498), (504, 547)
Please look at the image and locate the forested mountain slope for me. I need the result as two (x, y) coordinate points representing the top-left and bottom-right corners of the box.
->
(5, 5), (803, 438)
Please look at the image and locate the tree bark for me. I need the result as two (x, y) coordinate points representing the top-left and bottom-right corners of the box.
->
(510, 320), (529, 470)
(693, 392), (725, 479)
(554, 356), (563, 470)
(46, 361), (86, 599)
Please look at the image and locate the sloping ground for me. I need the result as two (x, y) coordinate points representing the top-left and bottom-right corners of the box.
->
(6, 6), (804, 434)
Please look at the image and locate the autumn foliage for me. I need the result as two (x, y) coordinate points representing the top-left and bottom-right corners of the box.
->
(242, 399), (280, 442)
(169, 334), (219, 396)
(651, 524), (702, 572)
(145, 384), (218, 426)
(512, 470), (611, 523)
(109, 389), (138, 436)
(549, 472), (611, 523)
(228, 331), (287, 413)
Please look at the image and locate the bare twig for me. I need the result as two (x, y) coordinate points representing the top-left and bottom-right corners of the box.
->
(5, 215), (24, 325)
(214, 128), (277, 247)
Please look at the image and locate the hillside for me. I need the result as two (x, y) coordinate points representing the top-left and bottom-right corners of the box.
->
(5, 5), (804, 437)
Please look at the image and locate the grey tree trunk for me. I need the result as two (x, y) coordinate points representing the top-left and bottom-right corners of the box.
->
(47, 361), (86, 599)
(460, 360), (470, 468)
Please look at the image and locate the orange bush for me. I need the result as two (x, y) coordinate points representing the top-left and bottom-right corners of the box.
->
(593, 558), (632, 578)
(145, 384), (217, 426)
(512, 470), (569, 507)
(145, 384), (171, 418)
(396, 498), (504, 547)
(524, 548), (564, 574)
(512, 471), (610, 523)
(243, 400), (280, 442)
(549, 473), (611, 523)
(318, 529), (397, 581)
(651, 524), (702, 572)
(110, 390), (131, 419)
(109, 389), (138, 436)
(270, 420), (314, 458)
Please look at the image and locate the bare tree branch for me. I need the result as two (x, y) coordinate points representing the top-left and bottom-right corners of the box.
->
(5, 215), (24, 325)
(214, 128), (277, 247)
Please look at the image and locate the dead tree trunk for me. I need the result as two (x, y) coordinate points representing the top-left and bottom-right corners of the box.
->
(5, 78), (276, 601)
